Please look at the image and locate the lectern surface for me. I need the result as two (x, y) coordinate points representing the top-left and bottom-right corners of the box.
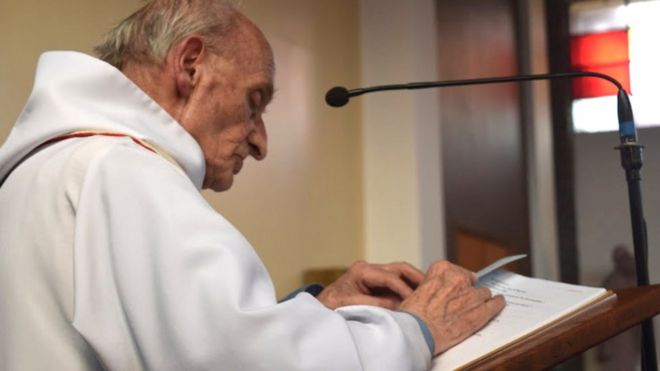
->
(466, 284), (660, 370)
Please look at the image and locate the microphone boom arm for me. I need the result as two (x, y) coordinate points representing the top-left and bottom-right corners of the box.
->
(348, 71), (623, 97)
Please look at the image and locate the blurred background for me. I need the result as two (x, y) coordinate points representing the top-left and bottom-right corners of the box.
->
(1, 1), (658, 369)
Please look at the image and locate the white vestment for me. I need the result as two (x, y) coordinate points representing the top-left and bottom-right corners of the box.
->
(0, 52), (431, 371)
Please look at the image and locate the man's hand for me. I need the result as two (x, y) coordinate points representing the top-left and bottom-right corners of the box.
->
(316, 260), (424, 310)
(400, 260), (505, 356)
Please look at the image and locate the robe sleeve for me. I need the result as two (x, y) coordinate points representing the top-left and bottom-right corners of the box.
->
(71, 140), (432, 371)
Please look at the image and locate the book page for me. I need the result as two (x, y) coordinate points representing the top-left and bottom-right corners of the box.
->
(431, 270), (607, 370)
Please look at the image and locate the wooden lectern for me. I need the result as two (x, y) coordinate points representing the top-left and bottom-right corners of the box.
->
(464, 284), (660, 370)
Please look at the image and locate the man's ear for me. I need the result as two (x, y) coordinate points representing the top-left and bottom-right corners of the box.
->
(171, 36), (205, 99)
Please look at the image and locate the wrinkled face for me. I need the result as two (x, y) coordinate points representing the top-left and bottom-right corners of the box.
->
(183, 29), (274, 191)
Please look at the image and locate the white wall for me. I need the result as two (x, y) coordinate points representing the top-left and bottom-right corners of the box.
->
(575, 127), (660, 362)
(526, 0), (560, 280)
(575, 128), (660, 286)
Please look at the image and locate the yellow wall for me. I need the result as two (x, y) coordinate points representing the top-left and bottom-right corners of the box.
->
(0, 0), (363, 296)
(0, 0), (143, 139)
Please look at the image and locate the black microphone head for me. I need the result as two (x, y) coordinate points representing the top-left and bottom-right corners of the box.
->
(325, 86), (350, 107)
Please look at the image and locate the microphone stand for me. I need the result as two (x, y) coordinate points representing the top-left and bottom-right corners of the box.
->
(326, 72), (657, 370)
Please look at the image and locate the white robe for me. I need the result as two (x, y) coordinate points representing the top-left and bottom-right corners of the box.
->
(0, 51), (431, 371)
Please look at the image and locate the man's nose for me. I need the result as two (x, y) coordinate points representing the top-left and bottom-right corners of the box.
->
(248, 121), (267, 160)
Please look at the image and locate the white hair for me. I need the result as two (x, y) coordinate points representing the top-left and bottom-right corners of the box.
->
(95, 0), (239, 69)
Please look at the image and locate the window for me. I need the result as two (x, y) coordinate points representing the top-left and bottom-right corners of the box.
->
(570, 0), (660, 133)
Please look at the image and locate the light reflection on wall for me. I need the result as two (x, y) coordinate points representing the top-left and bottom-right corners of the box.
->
(263, 36), (313, 173)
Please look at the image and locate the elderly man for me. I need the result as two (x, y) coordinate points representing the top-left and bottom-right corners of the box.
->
(0, 1), (504, 370)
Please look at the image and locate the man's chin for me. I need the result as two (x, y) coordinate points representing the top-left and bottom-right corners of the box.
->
(203, 176), (234, 192)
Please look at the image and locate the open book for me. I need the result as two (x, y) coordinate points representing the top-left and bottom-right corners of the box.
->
(431, 268), (611, 370)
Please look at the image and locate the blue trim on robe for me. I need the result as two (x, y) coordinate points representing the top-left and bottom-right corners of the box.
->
(280, 283), (325, 302)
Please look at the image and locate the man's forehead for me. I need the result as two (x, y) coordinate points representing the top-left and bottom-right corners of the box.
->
(210, 12), (275, 100)
(255, 42), (275, 82)
(229, 18), (274, 75)
(241, 23), (275, 99)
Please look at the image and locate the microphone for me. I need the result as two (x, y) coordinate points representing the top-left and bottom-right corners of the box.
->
(326, 72), (656, 370)
(325, 87), (350, 108)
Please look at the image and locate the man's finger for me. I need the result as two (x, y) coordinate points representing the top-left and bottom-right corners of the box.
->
(458, 295), (505, 334)
(426, 260), (477, 284)
(363, 269), (415, 299)
(438, 268), (473, 292)
(382, 262), (425, 287)
(452, 265), (477, 285)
